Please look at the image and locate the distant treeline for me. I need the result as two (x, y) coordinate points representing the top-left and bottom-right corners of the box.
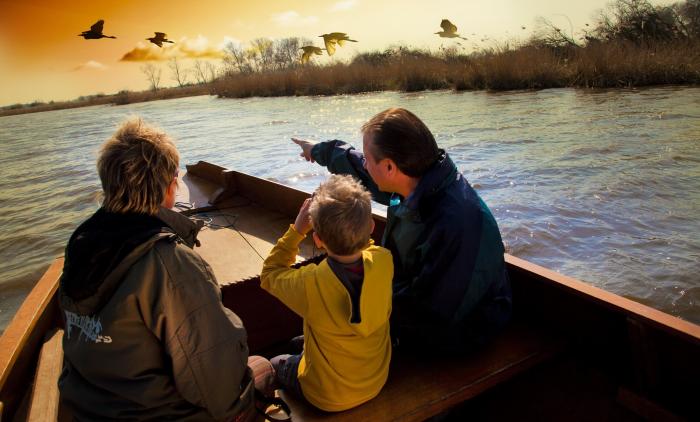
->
(3, 0), (698, 117)
(212, 0), (700, 96)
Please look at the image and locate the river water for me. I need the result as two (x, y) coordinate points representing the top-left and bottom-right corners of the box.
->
(0, 87), (698, 332)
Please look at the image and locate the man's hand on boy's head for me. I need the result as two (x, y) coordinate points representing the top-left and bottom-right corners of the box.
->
(292, 138), (316, 163)
(293, 198), (313, 235)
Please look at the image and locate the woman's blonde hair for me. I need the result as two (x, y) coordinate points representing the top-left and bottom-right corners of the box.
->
(309, 174), (373, 255)
(97, 117), (179, 215)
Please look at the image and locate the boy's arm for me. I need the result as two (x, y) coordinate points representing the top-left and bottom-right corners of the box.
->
(260, 217), (311, 318)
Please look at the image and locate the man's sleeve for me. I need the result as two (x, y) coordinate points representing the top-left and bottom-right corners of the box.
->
(159, 250), (252, 421)
(311, 140), (392, 205)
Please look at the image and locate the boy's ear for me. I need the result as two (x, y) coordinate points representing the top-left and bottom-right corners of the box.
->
(312, 231), (324, 249)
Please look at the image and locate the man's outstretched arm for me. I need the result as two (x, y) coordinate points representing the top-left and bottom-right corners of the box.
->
(292, 138), (391, 205)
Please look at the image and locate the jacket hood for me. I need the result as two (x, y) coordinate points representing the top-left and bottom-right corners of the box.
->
(347, 247), (393, 338)
(60, 207), (203, 315)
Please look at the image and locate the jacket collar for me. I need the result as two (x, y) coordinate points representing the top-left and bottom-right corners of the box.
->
(402, 150), (457, 211)
(157, 207), (204, 248)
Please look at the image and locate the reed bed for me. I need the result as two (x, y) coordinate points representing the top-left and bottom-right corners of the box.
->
(3, 40), (698, 117)
(211, 40), (700, 97)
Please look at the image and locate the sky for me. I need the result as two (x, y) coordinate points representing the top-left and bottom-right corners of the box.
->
(0, 0), (676, 106)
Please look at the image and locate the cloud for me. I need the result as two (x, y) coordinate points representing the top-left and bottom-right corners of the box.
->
(178, 35), (227, 59)
(272, 11), (319, 27)
(330, 0), (357, 12)
(120, 36), (227, 62)
(73, 60), (107, 71)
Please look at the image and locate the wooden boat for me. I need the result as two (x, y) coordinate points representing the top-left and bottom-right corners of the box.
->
(1, 161), (698, 421)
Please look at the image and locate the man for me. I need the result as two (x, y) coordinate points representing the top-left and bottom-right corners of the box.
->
(293, 107), (511, 354)
(59, 118), (269, 421)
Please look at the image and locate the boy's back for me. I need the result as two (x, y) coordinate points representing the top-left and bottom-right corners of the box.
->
(260, 174), (393, 412)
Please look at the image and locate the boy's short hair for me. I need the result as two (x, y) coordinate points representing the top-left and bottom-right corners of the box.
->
(309, 175), (373, 255)
(97, 117), (179, 215)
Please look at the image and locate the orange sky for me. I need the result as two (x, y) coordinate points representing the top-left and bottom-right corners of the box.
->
(0, 0), (675, 106)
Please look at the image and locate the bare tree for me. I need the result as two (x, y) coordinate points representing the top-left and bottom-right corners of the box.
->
(273, 37), (301, 70)
(205, 62), (218, 82)
(168, 57), (188, 87)
(140, 63), (162, 91)
(223, 41), (253, 74)
(251, 38), (275, 72)
(192, 60), (207, 84)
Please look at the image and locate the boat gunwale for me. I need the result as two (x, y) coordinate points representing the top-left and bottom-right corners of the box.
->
(214, 165), (700, 343)
(505, 253), (700, 343)
(0, 258), (63, 388)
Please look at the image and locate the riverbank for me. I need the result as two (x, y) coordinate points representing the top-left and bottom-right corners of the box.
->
(3, 39), (698, 117)
(212, 40), (700, 97)
(0, 85), (211, 117)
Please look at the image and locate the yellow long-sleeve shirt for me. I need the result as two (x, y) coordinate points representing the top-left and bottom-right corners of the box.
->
(261, 225), (393, 411)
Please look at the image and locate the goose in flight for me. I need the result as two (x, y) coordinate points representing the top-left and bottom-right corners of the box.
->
(319, 32), (357, 56)
(435, 19), (467, 41)
(300, 46), (324, 64)
(78, 20), (116, 39)
(147, 32), (174, 48)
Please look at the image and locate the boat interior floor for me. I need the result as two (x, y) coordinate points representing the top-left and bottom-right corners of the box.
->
(174, 171), (316, 285)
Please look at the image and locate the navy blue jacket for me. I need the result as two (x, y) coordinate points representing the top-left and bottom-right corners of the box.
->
(313, 140), (512, 353)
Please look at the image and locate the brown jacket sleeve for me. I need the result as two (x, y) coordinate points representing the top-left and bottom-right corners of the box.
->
(154, 242), (251, 421)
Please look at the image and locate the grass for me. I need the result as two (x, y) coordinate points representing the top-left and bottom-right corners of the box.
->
(212, 39), (699, 96)
(0, 85), (211, 117)
(3, 39), (698, 117)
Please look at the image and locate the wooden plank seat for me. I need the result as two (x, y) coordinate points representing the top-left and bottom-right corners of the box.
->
(27, 329), (63, 422)
(278, 323), (564, 421)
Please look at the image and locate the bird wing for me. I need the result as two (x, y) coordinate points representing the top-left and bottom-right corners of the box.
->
(91, 20), (105, 33)
(154, 32), (166, 39)
(322, 37), (337, 56)
(312, 47), (323, 55)
(301, 51), (311, 64)
(441, 19), (457, 33)
(326, 41), (336, 56)
(328, 32), (346, 39)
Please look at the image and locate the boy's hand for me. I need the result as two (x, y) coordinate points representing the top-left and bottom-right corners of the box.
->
(292, 138), (316, 163)
(294, 198), (313, 235)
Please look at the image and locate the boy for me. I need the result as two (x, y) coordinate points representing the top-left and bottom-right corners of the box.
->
(261, 174), (393, 412)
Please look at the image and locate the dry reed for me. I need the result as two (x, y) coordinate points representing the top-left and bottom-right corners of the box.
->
(3, 40), (698, 117)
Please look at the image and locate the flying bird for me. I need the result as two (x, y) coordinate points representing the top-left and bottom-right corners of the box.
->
(319, 32), (357, 56)
(300, 46), (324, 64)
(78, 20), (116, 39)
(435, 19), (467, 41)
(147, 32), (174, 48)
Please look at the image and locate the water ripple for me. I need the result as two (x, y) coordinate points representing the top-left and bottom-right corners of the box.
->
(0, 86), (698, 333)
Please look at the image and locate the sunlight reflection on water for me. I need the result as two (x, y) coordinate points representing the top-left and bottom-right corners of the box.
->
(0, 86), (698, 331)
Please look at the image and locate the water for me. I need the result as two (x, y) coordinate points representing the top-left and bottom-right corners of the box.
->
(1, 87), (698, 332)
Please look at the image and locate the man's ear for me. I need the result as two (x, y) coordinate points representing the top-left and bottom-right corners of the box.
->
(384, 158), (397, 175)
